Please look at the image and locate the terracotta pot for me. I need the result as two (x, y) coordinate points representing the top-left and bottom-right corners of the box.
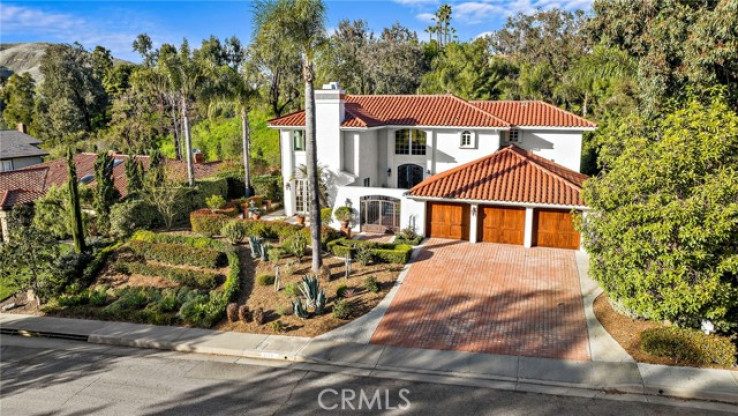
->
(253, 213), (261, 220)
(296, 215), (305, 225)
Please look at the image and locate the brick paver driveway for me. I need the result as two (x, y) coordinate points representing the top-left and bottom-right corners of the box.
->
(371, 239), (590, 360)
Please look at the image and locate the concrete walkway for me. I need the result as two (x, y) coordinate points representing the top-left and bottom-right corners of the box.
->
(2, 313), (737, 406)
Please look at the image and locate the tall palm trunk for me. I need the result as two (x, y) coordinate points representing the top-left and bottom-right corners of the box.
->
(304, 60), (322, 274)
(170, 102), (182, 160)
(241, 107), (254, 197)
(181, 95), (195, 186)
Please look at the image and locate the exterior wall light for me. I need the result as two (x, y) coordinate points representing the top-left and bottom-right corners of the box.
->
(387, 167), (392, 177)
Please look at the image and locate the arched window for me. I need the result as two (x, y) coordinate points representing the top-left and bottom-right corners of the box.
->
(398, 163), (424, 189)
(395, 129), (426, 155)
(460, 130), (473, 148)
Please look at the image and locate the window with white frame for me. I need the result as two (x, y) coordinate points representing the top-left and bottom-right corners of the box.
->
(292, 130), (305, 151)
(460, 130), (473, 148)
(294, 179), (308, 214)
(395, 129), (426, 155)
(506, 128), (520, 143)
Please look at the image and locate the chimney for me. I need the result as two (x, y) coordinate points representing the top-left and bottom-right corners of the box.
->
(17, 123), (27, 134)
(314, 81), (345, 173)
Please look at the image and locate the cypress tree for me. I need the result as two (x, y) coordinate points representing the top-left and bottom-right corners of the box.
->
(125, 156), (144, 196)
(66, 148), (86, 253)
(93, 152), (119, 234)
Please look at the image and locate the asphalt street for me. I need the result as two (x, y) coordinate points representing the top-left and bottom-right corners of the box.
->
(0, 335), (733, 415)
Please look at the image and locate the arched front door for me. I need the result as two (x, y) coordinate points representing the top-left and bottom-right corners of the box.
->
(398, 164), (424, 189)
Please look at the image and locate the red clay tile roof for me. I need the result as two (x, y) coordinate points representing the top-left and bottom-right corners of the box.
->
(408, 145), (589, 207)
(472, 101), (597, 128)
(0, 153), (223, 208)
(269, 95), (595, 129)
(269, 95), (511, 128)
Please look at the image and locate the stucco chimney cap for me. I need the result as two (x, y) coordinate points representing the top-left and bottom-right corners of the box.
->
(321, 81), (341, 90)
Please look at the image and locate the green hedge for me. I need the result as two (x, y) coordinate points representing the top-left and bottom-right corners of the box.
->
(394, 235), (423, 246)
(127, 231), (241, 328)
(127, 240), (226, 269)
(252, 174), (282, 202)
(113, 261), (221, 290)
(327, 238), (413, 263)
(641, 327), (737, 367)
(190, 210), (303, 240)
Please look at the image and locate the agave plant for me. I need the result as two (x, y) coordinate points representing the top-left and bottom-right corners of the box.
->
(293, 299), (309, 319)
(315, 289), (326, 314)
(299, 275), (320, 309)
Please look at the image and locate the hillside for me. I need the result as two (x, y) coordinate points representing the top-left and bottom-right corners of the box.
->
(0, 42), (132, 84)
(0, 42), (51, 82)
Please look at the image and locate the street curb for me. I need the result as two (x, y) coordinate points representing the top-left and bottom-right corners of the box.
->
(2, 315), (737, 407)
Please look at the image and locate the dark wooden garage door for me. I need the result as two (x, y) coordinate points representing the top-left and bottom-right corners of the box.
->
(426, 202), (469, 240)
(479, 206), (525, 245)
(534, 209), (580, 249)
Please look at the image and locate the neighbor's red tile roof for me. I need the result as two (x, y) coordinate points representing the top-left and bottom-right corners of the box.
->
(408, 145), (588, 207)
(269, 95), (595, 128)
(0, 153), (223, 209)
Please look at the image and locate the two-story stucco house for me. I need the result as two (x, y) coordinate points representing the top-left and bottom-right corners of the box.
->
(269, 82), (595, 250)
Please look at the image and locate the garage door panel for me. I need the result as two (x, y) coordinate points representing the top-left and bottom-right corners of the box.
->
(479, 206), (525, 245)
(427, 202), (469, 240)
(534, 209), (580, 250)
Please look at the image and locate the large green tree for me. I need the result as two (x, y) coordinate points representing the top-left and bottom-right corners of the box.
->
(581, 95), (738, 331)
(317, 19), (372, 94)
(93, 151), (120, 234)
(34, 43), (108, 144)
(365, 23), (427, 94)
(0, 73), (35, 129)
(419, 40), (517, 100)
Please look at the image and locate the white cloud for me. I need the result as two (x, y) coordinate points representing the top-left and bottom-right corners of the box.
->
(402, 0), (593, 26)
(394, 0), (439, 5)
(0, 4), (173, 62)
(416, 12), (436, 23)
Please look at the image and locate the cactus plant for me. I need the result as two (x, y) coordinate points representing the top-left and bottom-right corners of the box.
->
(261, 242), (270, 261)
(226, 302), (239, 322)
(274, 266), (281, 292)
(248, 236), (264, 259)
(293, 299), (309, 319)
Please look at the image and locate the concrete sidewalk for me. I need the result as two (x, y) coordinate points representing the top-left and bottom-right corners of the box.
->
(1, 313), (737, 406)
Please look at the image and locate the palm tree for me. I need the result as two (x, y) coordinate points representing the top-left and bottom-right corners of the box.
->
(253, 0), (327, 274)
(159, 40), (208, 186)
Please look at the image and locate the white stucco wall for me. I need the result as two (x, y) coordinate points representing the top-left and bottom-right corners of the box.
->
(516, 129), (583, 172)
(431, 129), (501, 174)
(331, 186), (426, 235)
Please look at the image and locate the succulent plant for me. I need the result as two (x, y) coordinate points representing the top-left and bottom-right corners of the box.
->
(315, 289), (326, 314)
(293, 299), (309, 319)
(299, 275), (320, 309)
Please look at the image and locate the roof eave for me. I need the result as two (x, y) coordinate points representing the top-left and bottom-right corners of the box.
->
(405, 194), (588, 210)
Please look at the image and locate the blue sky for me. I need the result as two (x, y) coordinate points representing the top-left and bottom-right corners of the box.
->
(1, 1), (593, 62)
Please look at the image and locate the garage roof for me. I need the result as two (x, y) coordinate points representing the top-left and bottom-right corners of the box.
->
(408, 145), (588, 207)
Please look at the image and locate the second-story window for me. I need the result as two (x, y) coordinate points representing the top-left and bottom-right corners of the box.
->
(506, 128), (520, 143)
(395, 129), (426, 155)
(460, 130), (473, 148)
(293, 130), (305, 151)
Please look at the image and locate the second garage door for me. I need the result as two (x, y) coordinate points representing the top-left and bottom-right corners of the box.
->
(534, 209), (580, 249)
(426, 202), (469, 240)
(479, 206), (525, 245)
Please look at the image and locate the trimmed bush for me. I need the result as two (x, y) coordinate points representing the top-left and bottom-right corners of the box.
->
(252, 174), (282, 202)
(206, 194), (227, 210)
(364, 276), (380, 293)
(226, 302), (238, 322)
(110, 200), (162, 237)
(113, 261), (221, 290)
(130, 230), (221, 250)
(189, 210), (302, 240)
(641, 327), (737, 367)
(332, 299), (353, 319)
(327, 238), (413, 263)
(127, 240), (226, 269)
(221, 221), (246, 245)
(256, 273), (275, 286)
(284, 282), (300, 298)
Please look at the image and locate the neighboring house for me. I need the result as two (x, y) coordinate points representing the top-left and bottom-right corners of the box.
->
(0, 124), (48, 171)
(268, 82), (595, 250)
(0, 152), (221, 242)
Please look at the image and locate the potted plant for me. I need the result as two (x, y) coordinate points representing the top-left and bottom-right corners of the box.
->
(296, 213), (306, 225)
(334, 206), (354, 237)
(206, 195), (227, 213)
(248, 200), (262, 220)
